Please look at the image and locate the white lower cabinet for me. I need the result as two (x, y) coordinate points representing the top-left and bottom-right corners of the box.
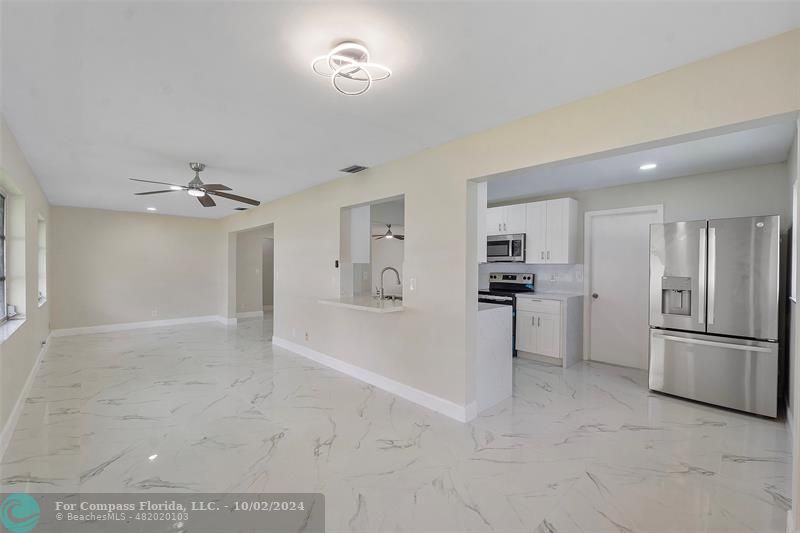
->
(516, 308), (561, 358)
(537, 313), (561, 358)
(515, 295), (583, 367)
(515, 310), (538, 354)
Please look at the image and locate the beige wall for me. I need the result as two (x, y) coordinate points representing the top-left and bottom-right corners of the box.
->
(50, 207), (226, 329)
(222, 30), (800, 409)
(495, 162), (792, 262)
(0, 115), (51, 432)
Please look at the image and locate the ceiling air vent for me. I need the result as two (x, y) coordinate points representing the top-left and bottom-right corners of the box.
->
(340, 165), (369, 174)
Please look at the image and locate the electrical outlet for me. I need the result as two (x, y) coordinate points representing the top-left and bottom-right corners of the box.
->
(409, 278), (416, 291)
(304, 331), (309, 341)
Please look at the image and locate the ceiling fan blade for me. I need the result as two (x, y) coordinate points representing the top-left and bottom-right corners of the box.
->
(202, 184), (232, 191)
(372, 236), (384, 239)
(134, 189), (180, 195)
(198, 194), (216, 207)
(396, 235), (405, 240)
(207, 190), (260, 206)
(130, 178), (184, 188)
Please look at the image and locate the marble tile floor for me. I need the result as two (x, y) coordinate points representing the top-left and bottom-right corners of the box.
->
(0, 316), (792, 532)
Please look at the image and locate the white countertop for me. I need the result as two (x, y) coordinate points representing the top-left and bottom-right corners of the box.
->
(515, 291), (583, 302)
(318, 296), (404, 313)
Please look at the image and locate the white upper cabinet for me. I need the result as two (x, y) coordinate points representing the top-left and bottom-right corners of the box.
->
(525, 202), (547, 263)
(504, 204), (526, 234)
(487, 204), (527, 235)
(525, 198), (578, 264)
(486, 207), (505, 235)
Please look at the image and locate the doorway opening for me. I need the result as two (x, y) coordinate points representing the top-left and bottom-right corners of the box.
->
(234, 223), (274, 339)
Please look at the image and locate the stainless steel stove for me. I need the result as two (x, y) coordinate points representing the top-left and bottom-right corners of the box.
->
(478, 272), (535, 356)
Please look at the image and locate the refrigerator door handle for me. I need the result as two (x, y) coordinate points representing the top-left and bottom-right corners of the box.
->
(652, 333), (773, 353)
(698, 228), (706, 325)
(708, 227), (716, 325)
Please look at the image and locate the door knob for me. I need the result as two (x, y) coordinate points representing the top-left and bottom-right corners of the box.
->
(592, 293), (599, 299)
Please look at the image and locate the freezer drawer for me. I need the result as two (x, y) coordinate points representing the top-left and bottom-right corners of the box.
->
(649, 329), (778, 417)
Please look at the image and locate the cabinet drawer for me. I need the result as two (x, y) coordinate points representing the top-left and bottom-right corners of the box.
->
(516, 298), (560, 314)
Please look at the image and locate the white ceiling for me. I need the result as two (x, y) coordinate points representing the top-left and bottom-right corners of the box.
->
(487, 121), (797, 203)
(2, 2), (799, 218)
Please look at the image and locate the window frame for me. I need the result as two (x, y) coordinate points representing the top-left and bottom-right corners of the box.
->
(37, 217), (47, 306)
(0, 189), (6, 324)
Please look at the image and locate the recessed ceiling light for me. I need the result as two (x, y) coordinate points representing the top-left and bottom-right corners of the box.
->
(146, 207), (157, 211)
(148, 454), (158, 461)
(311, 41), (391, 96)
(639, 163), (658, 171)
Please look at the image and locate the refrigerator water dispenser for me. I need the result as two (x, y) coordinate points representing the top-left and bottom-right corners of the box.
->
(661, 276), (691, 315)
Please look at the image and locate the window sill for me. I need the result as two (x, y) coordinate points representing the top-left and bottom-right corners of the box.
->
(0, 317), (26, 345)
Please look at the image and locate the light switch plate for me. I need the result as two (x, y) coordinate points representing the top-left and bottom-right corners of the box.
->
(409, 278), (416, 291)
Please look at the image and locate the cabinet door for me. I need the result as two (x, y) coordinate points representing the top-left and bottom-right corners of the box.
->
(486, 207), (505, 236)
(536, 312), (561, 358)
(504, 204), (527, 234)
(525, 202), (547, 264)
(515, 310), (537, 353)
(545, 199), (569, 263)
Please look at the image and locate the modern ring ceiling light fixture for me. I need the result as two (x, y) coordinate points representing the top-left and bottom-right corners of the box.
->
(311, 41), (391, 96)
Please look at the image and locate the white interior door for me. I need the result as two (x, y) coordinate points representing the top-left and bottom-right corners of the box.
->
(588, 207), (662, 369)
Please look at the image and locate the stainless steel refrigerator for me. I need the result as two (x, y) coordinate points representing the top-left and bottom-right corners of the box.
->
(649, 216), (780, 417)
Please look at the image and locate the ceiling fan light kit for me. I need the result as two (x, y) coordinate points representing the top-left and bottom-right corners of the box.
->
(372, 224), (404, 241)
(130, 162), (261, 208)
(311, 41), (391, 96)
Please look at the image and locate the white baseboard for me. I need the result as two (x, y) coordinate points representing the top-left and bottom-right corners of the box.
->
(0, 336), (48, 461)
(236, 310), (264, 318)
(272, 336), (476, 423)
(51, 315), (231, 337)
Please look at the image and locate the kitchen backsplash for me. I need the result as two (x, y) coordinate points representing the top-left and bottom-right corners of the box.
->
(479, 262), (584, 293)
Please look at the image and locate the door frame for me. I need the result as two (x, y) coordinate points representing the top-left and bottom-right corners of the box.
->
(583, 204), (664, 362)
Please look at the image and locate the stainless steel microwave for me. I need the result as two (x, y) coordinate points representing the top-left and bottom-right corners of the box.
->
(487, 234), (526, 262)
